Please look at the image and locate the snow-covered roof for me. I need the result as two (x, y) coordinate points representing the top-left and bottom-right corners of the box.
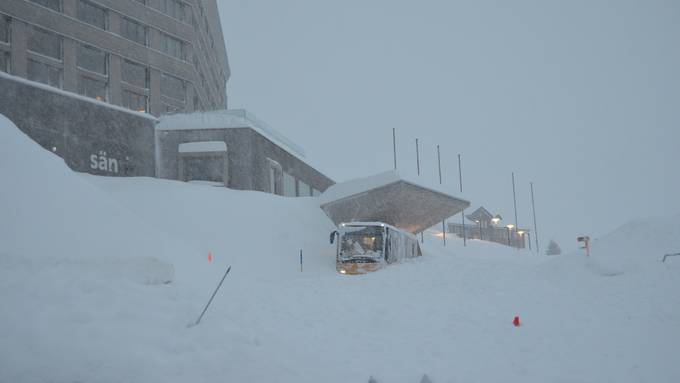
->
(178, 141), (227, 153)
(320, 170), (466, 205)
(157, 109), (306, 159)
(320, 170), (470, 233)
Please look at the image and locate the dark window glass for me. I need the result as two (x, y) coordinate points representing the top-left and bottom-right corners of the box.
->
(28, 27), (62, 60)
(0, 16), (10, 43)
(161, 73), (185, 101)
(27, 59), (62, 88)
(121, 60), (148, 88)
(29, 0), (61, 12)
(120, 17), (146, 46)
(182, 156), (224, 183)
(122, 89), (148, 112)
(157, 0), (185, 21)
(78, 75), (107, 101)
(77, 44), (107, 74)
(77, 0), (107, 30)
(160, 33), (184, 60)
(0, 52), (10, 73)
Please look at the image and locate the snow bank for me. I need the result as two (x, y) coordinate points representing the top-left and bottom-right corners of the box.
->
(2, 112), (679, 383)
(542, 214), (680, 278)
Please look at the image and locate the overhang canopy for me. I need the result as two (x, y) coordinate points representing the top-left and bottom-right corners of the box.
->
(320, 171), (470, 234)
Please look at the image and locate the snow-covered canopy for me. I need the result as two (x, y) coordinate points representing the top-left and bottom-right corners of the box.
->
(321, 171), (470, 234)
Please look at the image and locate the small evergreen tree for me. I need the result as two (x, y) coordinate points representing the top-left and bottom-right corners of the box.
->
(546, 239), (562, 255)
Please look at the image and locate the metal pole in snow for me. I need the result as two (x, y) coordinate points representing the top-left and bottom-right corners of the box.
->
(530, 182), (539, 254)
(437, 145), (444, 246)
(392, 128), (397, 170)
(512, 172), (519, 249)
(437, 145), (442, 184)
(442, 220), (446, 246)
(458, 154), (466, 247)
(192, 265), (232, 327)
(300, 250), (303, 272)
(416, 138), (420, 175)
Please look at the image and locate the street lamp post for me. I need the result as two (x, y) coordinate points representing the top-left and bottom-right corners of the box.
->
(476, 220), (482, 240)
(517, 230), (525, 249)
(506, 224), (515, 246)
(491, 214), (502, 243)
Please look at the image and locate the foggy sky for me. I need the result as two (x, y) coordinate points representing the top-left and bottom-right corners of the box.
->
(219, 0), (680, 253)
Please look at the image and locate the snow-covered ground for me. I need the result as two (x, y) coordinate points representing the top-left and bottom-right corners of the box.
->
(1, 114), (679, 382)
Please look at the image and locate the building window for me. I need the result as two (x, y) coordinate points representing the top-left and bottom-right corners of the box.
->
(121, 60), (148, 88)
(298, 180), (312, 197)
(283, 172), (296, 197)
(312, 188), (321, 197)
(27, 59), (62, 88)
(29, 0), (61, 12)
(160, 33), (185, 60)
(120, 17), (147, 46)
(156, 0), (185, 22)
(122, 89), (148, 113)
(267, 159), (282, 195)
(163, 103), (184, 114)
(28, 26), (62, 60)
(161, 73), (186, 101)
(78, 75), (107, 101)
(77, 0), (107, 30)
(0, 52), (10, 73)
(77, 44), (107, 74)
(0, 16), (10, 43)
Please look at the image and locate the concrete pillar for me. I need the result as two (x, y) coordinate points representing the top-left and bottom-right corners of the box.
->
(149, 28), (161, 51)
(109, 54), (122, 106)
(150, 68), (161, 116)
(62, 39), (77, 92)
(186, 82), (194, 112)
(108, 11), (121, 35)
(10, 20), (27, 77)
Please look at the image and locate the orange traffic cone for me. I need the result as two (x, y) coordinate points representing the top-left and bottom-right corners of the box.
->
(513, 316), (521, 327)
(208, 252), (213, 262)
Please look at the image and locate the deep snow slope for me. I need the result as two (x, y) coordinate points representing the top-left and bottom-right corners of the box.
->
(2, 114), (680, 383)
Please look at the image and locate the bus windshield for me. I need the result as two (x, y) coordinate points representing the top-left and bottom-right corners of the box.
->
(340, 226), (384, 260)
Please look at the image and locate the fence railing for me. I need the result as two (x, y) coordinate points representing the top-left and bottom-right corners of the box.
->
(447, 223), (526, 248)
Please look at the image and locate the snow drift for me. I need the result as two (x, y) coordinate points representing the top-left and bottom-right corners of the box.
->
(2, 113), (680, 383)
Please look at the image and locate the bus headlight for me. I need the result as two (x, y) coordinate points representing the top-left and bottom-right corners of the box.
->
(340, 269), (346, 274)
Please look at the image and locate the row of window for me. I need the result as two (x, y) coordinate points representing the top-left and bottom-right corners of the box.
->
(30, 0), (188, 61)
(26, 0), (222, 111)
(32, 0), (187, 26)
(268, 159), (320, 197)
(22, 24), (184, 113)
(135, 0), (187, 23)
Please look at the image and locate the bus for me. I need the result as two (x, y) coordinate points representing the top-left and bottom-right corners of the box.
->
(330, 222), (422, 274)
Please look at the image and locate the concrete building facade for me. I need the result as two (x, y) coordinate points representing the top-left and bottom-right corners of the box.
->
(0, 0), (229, 117)
(0, 1), (336, 195)
(157, 110), (334, 196)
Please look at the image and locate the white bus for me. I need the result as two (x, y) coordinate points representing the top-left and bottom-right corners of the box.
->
(330, 222), (422, 274)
